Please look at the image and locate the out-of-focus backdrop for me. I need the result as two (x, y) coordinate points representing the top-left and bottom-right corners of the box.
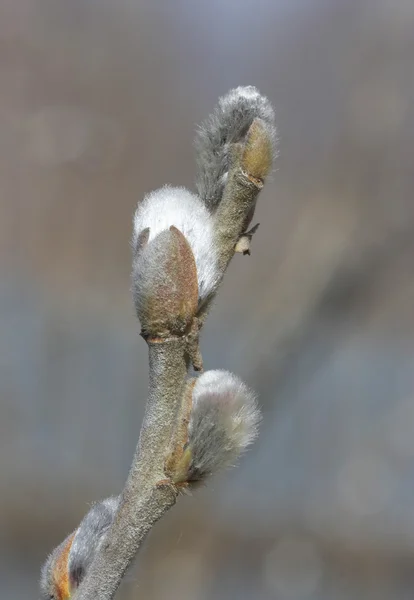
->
(1, 0), (414, 598)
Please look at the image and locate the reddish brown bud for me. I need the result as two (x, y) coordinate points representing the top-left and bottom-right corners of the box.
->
(241, 118), (273, 183)
(132, 225), (198, 337)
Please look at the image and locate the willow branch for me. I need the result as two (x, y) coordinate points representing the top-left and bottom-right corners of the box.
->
(41, 86), (276, 600)
(73, 339), (187, 600)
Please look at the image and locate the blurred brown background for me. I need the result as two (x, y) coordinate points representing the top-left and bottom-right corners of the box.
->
(1, 0), (414, 598)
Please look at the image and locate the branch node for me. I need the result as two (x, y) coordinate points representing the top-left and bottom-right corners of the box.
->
(235, 223), (260, 255)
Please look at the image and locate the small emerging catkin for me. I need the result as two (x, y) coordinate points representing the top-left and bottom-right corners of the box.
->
(40, 497), (119, 600)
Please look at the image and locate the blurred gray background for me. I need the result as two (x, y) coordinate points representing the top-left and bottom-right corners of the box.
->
(1, 0), (414, 598)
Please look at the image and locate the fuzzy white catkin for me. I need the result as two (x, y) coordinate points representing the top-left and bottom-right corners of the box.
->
(187, 370), (261, 480)
(133, 185), (219, 302)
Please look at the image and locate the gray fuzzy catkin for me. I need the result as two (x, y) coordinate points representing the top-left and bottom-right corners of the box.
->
(186, 370), (261, 481)
(40, 497), (119, 599)
(194, 86), (277, 211)
(69, 497), (119, 589)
